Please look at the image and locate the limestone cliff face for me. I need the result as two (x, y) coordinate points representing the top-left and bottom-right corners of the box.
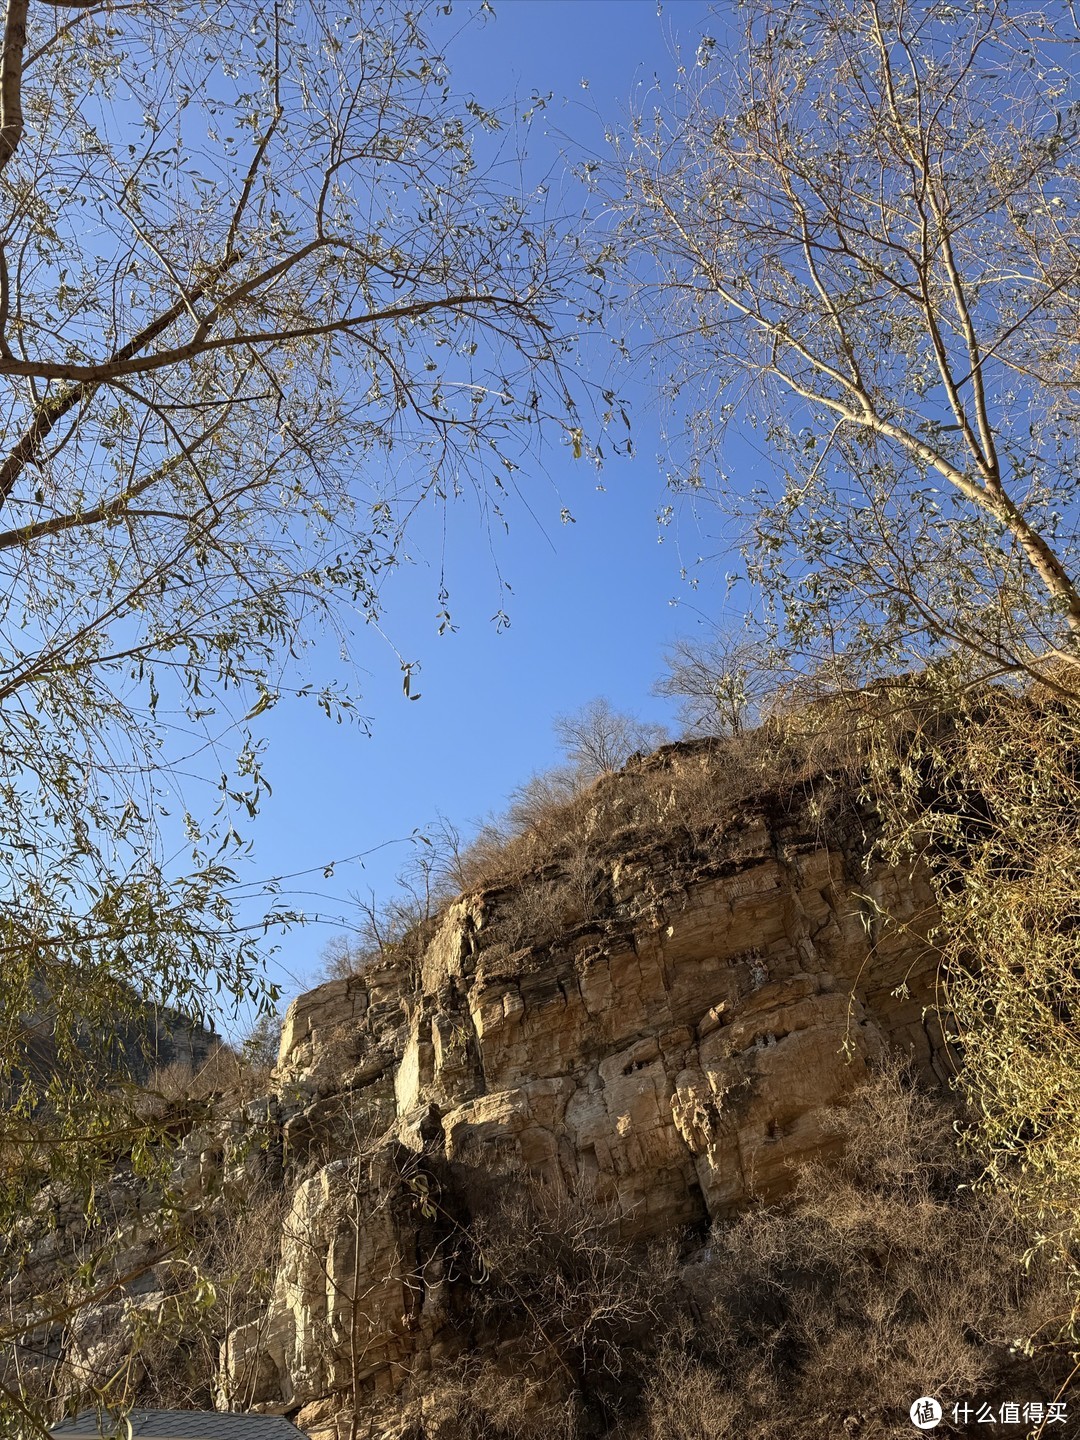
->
(225, 749), (949, 1433)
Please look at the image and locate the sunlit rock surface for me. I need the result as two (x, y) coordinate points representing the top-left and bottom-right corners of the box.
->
(249, 750), (947, 1430)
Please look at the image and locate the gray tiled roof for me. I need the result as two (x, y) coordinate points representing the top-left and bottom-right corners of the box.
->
(49, 1410), (304, 1439)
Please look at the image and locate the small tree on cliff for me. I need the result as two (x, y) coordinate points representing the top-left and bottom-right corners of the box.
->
(606, 0), (1080, 1312)
(552, 697), (669, 779)
(0, 0), (594, 1429)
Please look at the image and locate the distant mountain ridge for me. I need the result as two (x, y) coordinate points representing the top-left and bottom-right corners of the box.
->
(13, 983), (223, 1093)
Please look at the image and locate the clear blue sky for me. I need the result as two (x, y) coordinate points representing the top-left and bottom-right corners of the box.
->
(229, 0), (740, 1015)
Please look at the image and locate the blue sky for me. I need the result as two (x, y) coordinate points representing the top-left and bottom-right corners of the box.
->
(230, 0), (738, 1015)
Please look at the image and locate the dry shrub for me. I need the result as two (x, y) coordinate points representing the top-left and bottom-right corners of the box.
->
(130, 1170), (290, 1411)
(451, 722), (866, 928)
(143, 1032), (278, 1107)
(145, 1043), (244, 1103)
(9, 1158), (290, 1418)
(418, 1060), (1072, 1440)
(428, 1354), (583, 1440)
(507, 767), (591, 836)
(493, 850), (609, 951)
(320, 934), (381, 980)
(328, 692), (887, 975)
(430, 1168), (679, 1439)
(637, 1348), (741, 1440)
(864, 678), (1080, 1294)
(635, 1057), (1073, 1440)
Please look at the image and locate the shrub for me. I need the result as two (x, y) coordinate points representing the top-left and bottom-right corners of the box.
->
(433, 1166), (679, 1439)
(420, 1059), (1073, 1440)
(635, 1057), (1073, 1439)
(552, 699), (670, 780)
(127, 1172), (289, 1412)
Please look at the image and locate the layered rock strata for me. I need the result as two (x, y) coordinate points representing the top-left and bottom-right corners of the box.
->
(10, 747), (951, 1437)
(230, 760), (948, 1430)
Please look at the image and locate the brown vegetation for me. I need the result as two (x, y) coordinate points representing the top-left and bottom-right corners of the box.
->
(144, 1045), (264, 1108)
(111, 1173), (290, 1414)
(423, 1058), (1074, 1440)
(323, 696), (883, 977)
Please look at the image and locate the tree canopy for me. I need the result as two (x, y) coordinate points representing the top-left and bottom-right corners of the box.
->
(609, 0), (1080, 691)
(0, 0), (591, 1065)
(609, 0), (1080, 1318)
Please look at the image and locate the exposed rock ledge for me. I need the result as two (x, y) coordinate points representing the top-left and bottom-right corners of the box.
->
(221, 754), (949, 1434)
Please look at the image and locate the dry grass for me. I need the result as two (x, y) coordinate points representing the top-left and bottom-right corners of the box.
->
(556, 679), (954, 874)
(455, 713), (884, 956)
(143, 1036), (276, 1107)
(428, 1166), (680, 1439)
(321, 690), (916, 978)
(629, 1058), (1074, 1440)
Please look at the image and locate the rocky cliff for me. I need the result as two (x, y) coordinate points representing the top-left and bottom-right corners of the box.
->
(224, 743), (951, 1435)
(14, 740), (965, 1438)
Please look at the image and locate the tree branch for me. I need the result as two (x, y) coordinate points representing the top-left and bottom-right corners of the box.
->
(0, 251), (241, 512)
(0, 0), (27, 176)
(0, 288), (542, 386)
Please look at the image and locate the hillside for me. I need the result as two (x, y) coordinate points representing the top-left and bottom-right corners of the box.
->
(7, 738), (1074, 1439)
